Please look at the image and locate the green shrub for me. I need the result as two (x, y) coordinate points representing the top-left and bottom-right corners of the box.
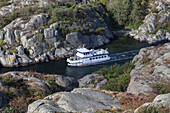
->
(162, 23), (167, 29)
(99, 0), (108, 6)
(0, 76), (20, 87)
(151, 83), (170, 94)
(99, 18), (104, 23)
(38, 33), (44, 41)
(152, 28), (159, 34)
(151, 8), (159, 13)
(0, 40), (4, 46)
(10, 48), (18, 54)
(134, 20), (143, 30)
(106, 0), (148, 29)
(95, 27), (106, 35)
(0, 0), (10, 8)
(96, 61), (134, 91)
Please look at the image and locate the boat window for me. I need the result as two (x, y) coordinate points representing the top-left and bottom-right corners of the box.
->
(90, 58), (92, 60)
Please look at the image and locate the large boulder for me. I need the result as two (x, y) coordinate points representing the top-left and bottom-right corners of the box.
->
(27, 88), (121, 113)
(127, 43), (170, 94)
(66, 32), (84, 47)
(79, 74), (107, 89)
(27, 99), (66, 113)
(4, 29), (15, 46)
(44, 28), (60, 45)
(55, 76), (79, 91)
(29, 13), (47, 26)
(66, 32), (110, 48)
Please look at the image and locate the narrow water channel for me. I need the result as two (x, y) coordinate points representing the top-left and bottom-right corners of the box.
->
(0, 37), (149, 79)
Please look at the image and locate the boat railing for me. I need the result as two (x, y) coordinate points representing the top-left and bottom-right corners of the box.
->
(69, 57), (81, 61)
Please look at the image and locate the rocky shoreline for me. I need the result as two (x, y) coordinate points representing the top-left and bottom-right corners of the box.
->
(129, 0), (170, 44)
(0, 0), (113, 68)
(0, 42), (169, 112)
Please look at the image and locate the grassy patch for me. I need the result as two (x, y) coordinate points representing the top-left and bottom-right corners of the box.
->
(0, 0), (10, 8)
(151, 83), (170, 94)
(96, 61), (134, 92)
(0, 40), (4, 46)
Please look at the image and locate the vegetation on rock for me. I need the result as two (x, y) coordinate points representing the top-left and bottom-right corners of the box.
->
(101, 0), (150, 29)
(0, 0), (10, 9)
(96, 61), (134, 92)
(0, 72), (71, 112)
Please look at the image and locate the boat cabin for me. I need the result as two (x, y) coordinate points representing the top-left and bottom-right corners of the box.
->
(76, 48), (93, 58)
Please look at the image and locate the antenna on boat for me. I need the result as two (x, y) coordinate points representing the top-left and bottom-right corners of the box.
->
(82, 44), (85, 48)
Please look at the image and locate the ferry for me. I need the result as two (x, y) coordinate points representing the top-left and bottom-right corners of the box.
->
(67, 47), (110, 66)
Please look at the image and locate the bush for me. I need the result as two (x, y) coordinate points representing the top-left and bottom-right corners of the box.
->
(96, 61), (134, 91)
(162, 23), (167, 29)
(99, 0), (108, 6)
(0, 0), (10, 8)
(10, 48), (18, 54)
(134, 20), (143, 30)
(0, 40), (4, 46)
(95, 27), (106, 35)
(106, 0), (148, 28)
(151, 83), (170, 94)
(151, 8), (159, 13)
(38, 33), (44, 41)
(0, 76), (20, 87)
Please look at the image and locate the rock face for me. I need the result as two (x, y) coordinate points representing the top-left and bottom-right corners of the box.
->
(0, 71), (78, 96)
(127, 43), (170, 94)
(66, 32), (110, 48)
(134, 93), (170, 113)
(79, 74), (107, 89)
(0, 1), (113, 67)
(0, 0), (49, 17)
(55, 76), (79, 91)
(129, 0), (170, 44)
(0, 92), (9, 108)
(27, 88), (121, 113)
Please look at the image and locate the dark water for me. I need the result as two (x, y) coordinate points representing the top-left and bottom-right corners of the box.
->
(0, 37), (149, 79)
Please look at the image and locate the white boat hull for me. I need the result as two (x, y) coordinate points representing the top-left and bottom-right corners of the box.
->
(67, 55), (111, 66)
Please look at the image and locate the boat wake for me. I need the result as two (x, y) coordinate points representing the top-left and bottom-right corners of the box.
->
(108, 50), (139, 63)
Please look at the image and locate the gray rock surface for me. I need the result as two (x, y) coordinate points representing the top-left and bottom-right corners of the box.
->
(27, 99), (66, 113)
(79, 74), (107, 89)
(55, 76), (79, 91)
(27, 88), (121, 113)
(66, 32), (110, 48)
(127, 43), (170, 94)
(66, 32), (84, 47)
